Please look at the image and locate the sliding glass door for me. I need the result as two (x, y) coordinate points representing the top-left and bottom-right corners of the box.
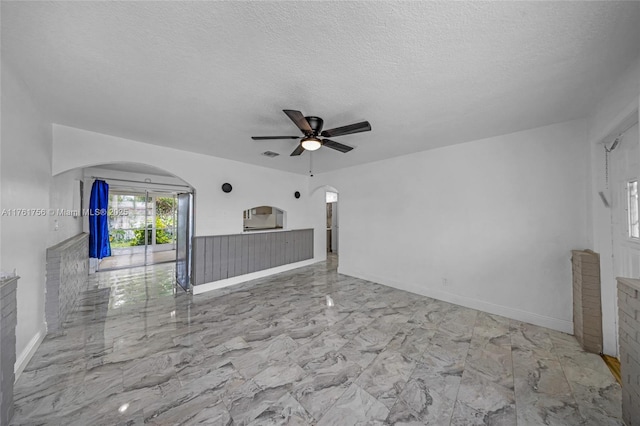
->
(144, 193), (178, 265)
(175, 192), (192, 291)
(101, 190), (178, 270)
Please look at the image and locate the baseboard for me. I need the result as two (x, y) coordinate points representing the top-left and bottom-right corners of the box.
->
(193, 259), (320, 295)
(339, 268), (573, 334)
(14, 323), (46, 381)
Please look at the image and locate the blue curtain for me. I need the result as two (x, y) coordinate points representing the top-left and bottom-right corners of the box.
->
(89, 180), (111, 259)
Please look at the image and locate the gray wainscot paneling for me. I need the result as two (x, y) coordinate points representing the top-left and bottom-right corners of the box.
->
(192, 229), (314, 285)
(45, 233), (89, 335)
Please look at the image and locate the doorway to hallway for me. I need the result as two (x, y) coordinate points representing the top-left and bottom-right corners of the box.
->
(326, 191), (338, 255)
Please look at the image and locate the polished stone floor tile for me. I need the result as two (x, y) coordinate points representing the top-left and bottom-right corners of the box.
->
(354, 349), (416, 409)
(292, 352), (362, 421)
(316, 383), (389, 426)
(10, 256), (622, 425)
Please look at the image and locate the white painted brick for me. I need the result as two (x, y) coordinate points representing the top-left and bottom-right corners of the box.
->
(619, 282), (639, 298)
(618, 277), (640, 426)
(573, 250), (602, 354)
(45, 234), (89, 335)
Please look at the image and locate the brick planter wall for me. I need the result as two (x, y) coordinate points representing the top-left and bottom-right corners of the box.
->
(45, 233), (89, 334)
(618, 277), (640, 426)
(571, 249), (603, 353)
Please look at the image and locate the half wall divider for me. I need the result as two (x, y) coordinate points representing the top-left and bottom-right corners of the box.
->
(192, 229), (313, 286)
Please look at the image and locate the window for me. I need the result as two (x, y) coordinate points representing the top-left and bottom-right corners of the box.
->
(628, 180), (639, 239)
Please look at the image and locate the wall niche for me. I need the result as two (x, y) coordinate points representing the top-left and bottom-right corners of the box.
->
(243, 206), (284, 231)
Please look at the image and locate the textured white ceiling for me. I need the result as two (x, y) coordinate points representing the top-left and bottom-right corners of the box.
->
(2, 1), (639, 175)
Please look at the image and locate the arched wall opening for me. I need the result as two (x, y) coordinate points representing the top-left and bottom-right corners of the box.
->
(242, 205), (286, 232)
(51, 161), (194, 277)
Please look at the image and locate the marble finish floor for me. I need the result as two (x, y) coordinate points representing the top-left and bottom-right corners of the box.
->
(98, 249), (177, 270)
(12, 257), (622, 425)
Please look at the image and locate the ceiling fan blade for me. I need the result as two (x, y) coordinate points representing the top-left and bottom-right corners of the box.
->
(290, 144), (305, 156)
(321, 121), (371, 138)
(283, 110), (313, 134)
(251, 136), (299, 140)
(322, 139), (354, 153)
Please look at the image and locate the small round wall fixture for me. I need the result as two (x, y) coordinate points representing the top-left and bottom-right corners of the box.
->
(294, 191), (301, 199)
(221, 183), (232, 193)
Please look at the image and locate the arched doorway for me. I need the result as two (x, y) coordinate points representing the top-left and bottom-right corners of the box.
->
(54, 161), (194, 291)
(326, 190), (339, 255)
(311, 184), (339, 262)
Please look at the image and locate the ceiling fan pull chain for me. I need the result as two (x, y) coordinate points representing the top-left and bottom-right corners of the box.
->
(605, 147), (609, 190)
(309, 152), (314, 177)
(604, 135), (622, 190)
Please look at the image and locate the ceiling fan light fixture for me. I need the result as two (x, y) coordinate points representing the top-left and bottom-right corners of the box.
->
(301, 137), (322, 151)
(252, 110), (371, 156)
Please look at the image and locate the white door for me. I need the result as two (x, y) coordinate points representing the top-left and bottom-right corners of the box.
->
(331, 201), (338, 254)
(610, 123), (640, 278)
(609, 123), (640, 355)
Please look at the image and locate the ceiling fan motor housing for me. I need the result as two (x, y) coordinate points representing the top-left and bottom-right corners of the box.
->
(305, 116), (323, 135)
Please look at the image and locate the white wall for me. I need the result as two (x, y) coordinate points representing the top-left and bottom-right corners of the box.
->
(48, 168), (84, 247)
(587, 56), (640, 356)
(53, 124), (322, 256)
(1, 63), (52, 372)
(315, 119), (589, 333)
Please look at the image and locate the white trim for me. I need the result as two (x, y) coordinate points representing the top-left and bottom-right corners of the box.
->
(192, 259), (320, 295)
(241, 228), (287, 234)
(14, 323), (46, 381)
(339, 268), (573, 334)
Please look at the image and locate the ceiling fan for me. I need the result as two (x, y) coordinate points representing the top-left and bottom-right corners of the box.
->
(252, 110), (372, 156)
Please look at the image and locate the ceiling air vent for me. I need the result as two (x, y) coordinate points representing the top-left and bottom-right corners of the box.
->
(261, 151), (280, 158)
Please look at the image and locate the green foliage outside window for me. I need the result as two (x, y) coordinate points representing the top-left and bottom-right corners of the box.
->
(155, 197), (176, 217)
(133, 217), (174, 245)
(108, 195), (176, 247)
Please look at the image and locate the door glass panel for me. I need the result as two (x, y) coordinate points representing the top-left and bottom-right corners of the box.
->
(155, 196), (177, 246)
(103, 191), (178, 270)
(628, 180), (639, 239)
(147, 194), (177, 265)
(176, 193), (191, 290)
(99, 193), (149, 270)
